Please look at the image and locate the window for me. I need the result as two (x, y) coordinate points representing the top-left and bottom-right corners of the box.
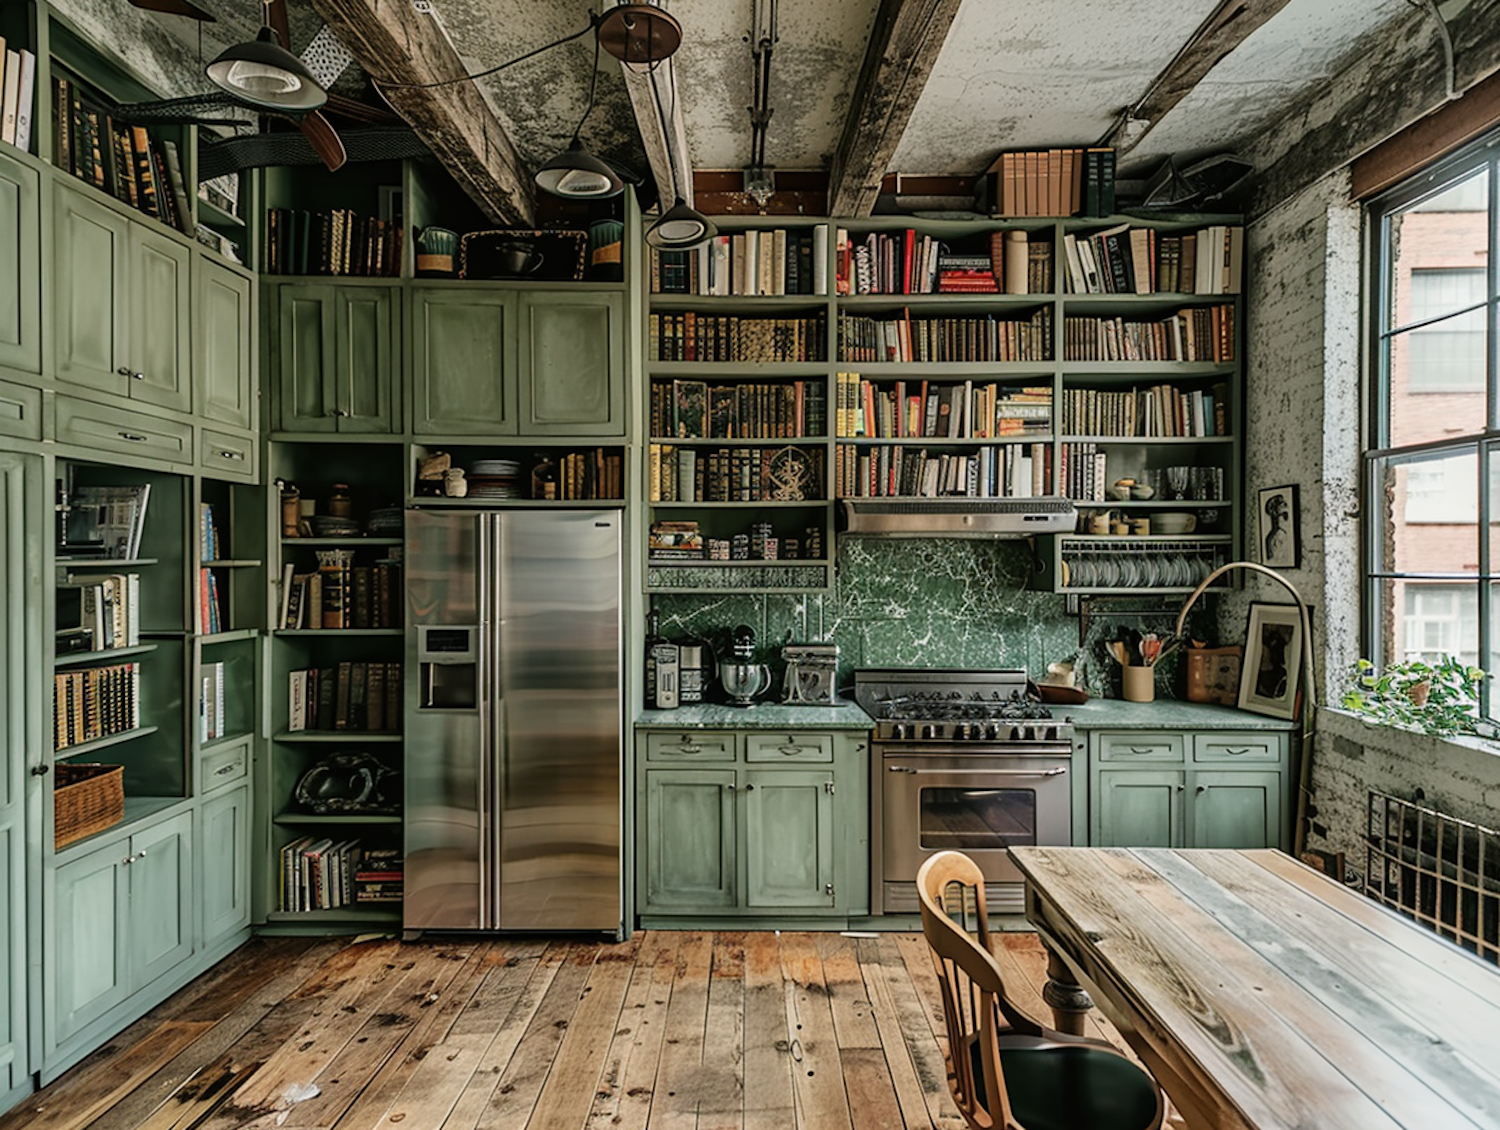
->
(1367, 143), (1497, 721)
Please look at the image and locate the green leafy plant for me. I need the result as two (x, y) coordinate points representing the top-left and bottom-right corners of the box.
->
(1341, 656), (1487, 737)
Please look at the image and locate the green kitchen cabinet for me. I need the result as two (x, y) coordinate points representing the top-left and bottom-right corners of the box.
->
(643, 768), (737, 911)
(1093, 769), (1182, 848)
(409, 288), (515, 435)
(53, 181), (192, 413)
(516, 292), (624, 436)
(195, 258), (256, 432)
(274, 283), (398, 433)
(199, 785), (251, 945)
(0, 150), (41, 380)
(743, 769), (836, 909)
(1190, 771), (1281, 849)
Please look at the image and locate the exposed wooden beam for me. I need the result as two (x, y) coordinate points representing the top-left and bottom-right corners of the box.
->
(619, 59), (694, 210)
(827, 0), (964, 219)
(1103, 0), (1295, 156)
(308, 0), (534, 226)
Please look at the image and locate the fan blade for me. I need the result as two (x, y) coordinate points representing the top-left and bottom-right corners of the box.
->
(127, 0), (216, 19)
(299, 111), (346, 172)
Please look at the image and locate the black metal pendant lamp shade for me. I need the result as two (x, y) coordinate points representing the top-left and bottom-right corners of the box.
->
(646, 196), (716, 249)
(535, 138), (624, 198)
(206, 26), (326, 112)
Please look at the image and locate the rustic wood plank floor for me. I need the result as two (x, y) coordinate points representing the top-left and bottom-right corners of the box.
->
(6, 932), (1187, 1130)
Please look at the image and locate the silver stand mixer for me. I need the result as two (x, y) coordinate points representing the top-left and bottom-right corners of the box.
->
(718, 624), (771, 706)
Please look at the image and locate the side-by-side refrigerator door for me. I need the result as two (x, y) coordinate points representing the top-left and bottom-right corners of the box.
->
(404, 509), (489, 931)
(494, 510), (623, 932)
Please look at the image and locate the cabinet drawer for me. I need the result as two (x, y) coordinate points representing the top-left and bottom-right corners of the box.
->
(0, 378), (41, 441)
(201, 739), (250, 791)
(54, 397), (193, 464)
(745, 733), (834, 763)
(645, 731), (737, 761)
(199, 429), (256, 480)
(1193, 733), (1283, 763)
(1094, 731), (1185, 762)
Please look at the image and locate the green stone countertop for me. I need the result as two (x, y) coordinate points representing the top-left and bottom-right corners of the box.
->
(1055, 698), (1299, 730)
(636, 701), (876, 730)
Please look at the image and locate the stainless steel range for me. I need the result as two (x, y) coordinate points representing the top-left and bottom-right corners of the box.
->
(856, 668), (1075, 915)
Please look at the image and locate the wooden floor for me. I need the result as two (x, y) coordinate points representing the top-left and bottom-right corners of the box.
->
(5, 930), (1185, 1130)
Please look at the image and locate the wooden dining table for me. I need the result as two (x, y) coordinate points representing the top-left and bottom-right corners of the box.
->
(1007, 846), (1500, 1130)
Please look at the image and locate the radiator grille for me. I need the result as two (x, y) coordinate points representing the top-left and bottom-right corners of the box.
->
(1366, 791), (1500, 965)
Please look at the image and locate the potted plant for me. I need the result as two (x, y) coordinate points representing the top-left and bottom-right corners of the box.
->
(1340, 656), (1488, 737)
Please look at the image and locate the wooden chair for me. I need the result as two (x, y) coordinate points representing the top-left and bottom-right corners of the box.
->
(916, 851), (1165, 1130)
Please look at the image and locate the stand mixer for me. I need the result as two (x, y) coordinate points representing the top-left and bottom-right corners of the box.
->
(718, 625), (771, 706)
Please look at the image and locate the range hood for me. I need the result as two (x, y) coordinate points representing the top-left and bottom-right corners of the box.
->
(841, 497), (1077, 537)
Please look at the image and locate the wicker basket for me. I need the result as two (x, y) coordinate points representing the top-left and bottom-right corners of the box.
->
(54, 763), (124, 850)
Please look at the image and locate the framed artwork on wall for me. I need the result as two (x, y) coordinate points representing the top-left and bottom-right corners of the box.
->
(1238, 602), (1306, 720)
(1258, 484), (1299, 569)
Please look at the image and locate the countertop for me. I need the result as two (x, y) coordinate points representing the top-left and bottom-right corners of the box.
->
(636, 701), (876, 730)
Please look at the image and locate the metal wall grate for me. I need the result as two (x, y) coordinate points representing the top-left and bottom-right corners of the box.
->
(1366, 791), (1500, 965)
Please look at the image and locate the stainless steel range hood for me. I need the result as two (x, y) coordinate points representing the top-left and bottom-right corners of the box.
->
(841, 497), (1077, 537)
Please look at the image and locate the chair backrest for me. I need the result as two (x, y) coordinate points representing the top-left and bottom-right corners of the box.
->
(916, 850), (1040, 1130)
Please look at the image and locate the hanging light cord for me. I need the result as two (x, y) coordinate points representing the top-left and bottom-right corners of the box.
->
(570, 20), (604, 141)
(372, 12), (601, 91)
(647, 52), (679, 200)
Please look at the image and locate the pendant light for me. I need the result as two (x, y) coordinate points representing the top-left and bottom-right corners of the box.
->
(535, 21), (624, 199)
(206, 25), (326, 112)
(643, 42), (715, 250)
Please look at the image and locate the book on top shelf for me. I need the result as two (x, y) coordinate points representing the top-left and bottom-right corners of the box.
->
(1, 45), (38, 153)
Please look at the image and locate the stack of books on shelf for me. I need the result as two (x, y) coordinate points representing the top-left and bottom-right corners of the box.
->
(552, 449), (624, 500)
(648, 445), (822, 504)
(1058, 442), (1109, 502)
(56, 572), (140, 655)
(1062, 224), (1243, 295)
(263, 207), (402, 277)
(199, 503), (223, 561)
(287, 662), (403, 733)
(354, 848), (403, 905)
(651, 379), (827, 439)
(52, 77), (193, 234)
(198, 569), (224, 634)
(649, 520), (704, 559)
(834, 228), (1053, 295)
(278, 555), (403, 630)
(62, 483), (150, 560)
(837, 309), (1052, 363)
(1063, 306), (1235, 363)
(649, 313), (826, 362)
(651, 226), (829, 295)
(0, 43), (37, 153)
(837, 444), (1050, 500)
(1061, 383), (1228, 437)
(53, 661), (140, 750)
(200, 660), (226, 743)
(836, 376), (1051, 439)
(978, 147), (1115, 218)
(279, 836), (369, 912)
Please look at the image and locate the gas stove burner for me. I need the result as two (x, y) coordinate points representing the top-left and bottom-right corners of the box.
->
(853, 667), (1073, 746)
(876, 692), (1054, 723)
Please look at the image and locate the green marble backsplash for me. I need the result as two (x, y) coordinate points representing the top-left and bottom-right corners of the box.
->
(651, 539), (1214, 699)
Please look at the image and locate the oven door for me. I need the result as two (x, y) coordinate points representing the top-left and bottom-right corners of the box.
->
(875, 746), (1071, 914)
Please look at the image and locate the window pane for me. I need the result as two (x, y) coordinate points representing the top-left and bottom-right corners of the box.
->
(1372, 450), (1479, 573)
(1401, 582), (1479, 664)
(1406, 271), (1486, 393)
(1490, 582), (1500, 722)
(1386, 170), (1489, 333)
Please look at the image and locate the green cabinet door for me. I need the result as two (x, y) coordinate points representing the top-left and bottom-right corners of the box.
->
(643, 769), (737, 911)
(200, 786), (250, 945)
(276, 284), (336, 431)
(1093, 769), (1183, 847)
(0, 150), (41, 378)
(53, 181), (130, 397)
(516, 292), (624, 435)
(48, 841), (130, 1047)
(744, 770), (835, 909)
(333, 287), (397, 432)
(131, 812), (194, 988)
(130, 226), (193, 413)
(1191, 771), (1282, 849)
(410, 288), (515, 434)
(195, 259), (255, 430)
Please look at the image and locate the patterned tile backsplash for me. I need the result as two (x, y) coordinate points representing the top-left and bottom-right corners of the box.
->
(651, 539), (1217, 699)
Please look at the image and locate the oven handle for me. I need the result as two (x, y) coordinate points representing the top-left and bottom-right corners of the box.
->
(887, 766), (1067, 777)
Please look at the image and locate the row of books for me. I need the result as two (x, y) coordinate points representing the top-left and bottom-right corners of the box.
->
(278, 558), (402, 631)
(650, 379), (828, 440)
(53, 77), (193, 235)
(286, 662), (403, 733)
(1059, 384), (1229, 438)
(53, 662), (140, 751)
(836, 375), (1051, 440)
(550, 449), (624, 500)
(649, 314), (827, 363)
(651, 227), (830, 295)
(62, 483), (151, 560)
(199, 502), (224, 562)
(200, 660), (226, 744)
(1062, 224), (1243, 295)
(980, 147), (1116, 218)
(263, 207), (403, 277)
(57, 572), (140, 654)
(835, 443), (1051, 500)
(279, 840), (402, 912)
(837, 309), (1054, 364)
(1062, 307), (1235, 363)
(647, 444), (823, 504)
(0, 44), (37, 153)
(198, 568), (225, 635)
(1058, 442), (1111, 503)
(834, 229), (1053, 296)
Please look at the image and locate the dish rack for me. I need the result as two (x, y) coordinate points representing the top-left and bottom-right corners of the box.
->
(1059, 537), (1229, 591)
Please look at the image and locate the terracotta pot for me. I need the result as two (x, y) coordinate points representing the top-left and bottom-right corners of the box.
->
(1406, 680), (1431, 707)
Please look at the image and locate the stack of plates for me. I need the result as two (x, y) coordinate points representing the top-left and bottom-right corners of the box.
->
(470, 459), (520, 477)
(366, 507), (403, 535)
(466, 459), (523, 500)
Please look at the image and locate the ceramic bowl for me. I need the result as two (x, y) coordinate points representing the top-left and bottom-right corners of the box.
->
(1154, 512), (1197, 535)
(1130, 484), (1156, 500)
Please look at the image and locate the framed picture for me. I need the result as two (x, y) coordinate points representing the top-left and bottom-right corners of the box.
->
(1238, 602), (1306, 720)
(1257, 484), (1300, 569)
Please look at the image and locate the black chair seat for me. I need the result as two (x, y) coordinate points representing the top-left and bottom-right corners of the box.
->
(969, 1038), (1161, 1130)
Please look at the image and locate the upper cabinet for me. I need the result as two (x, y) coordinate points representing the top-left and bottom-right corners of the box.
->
(516, 291), (625, 436)
(0, 150), (41, 380)
(272, 282), (399, 434)
(194, 259), (256, 433)
(409, 287), (514, 436)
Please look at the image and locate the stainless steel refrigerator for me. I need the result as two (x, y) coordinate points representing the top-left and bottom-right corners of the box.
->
(404, 507), (623, 934)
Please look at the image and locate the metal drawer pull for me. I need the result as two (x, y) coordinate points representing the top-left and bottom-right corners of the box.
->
(136, 849), (147, 858)
(215, 763), (237, 776)
(1127, 747), (1161, 755)
(31, 764), (49, 776)
(131, 372), (145, 380)
(122, 855), (134, 866)
(115, 367), (144, 379)
(218, 449), (245, 460)
(726, 783), (736, 791)
(889, 766), (1066, 777)
(1221, 747), (1250, 756)
(118, 431), (147, 442)
(744, 783), (756, 790)
(779, 744), (803, 755)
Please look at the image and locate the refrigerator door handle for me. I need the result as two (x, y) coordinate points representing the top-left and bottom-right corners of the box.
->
(489, 512), (507, 928)
(476, 512), (494, 928)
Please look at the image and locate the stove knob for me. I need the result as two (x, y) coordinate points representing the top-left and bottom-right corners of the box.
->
(891, 722), (908, 740)
(921, 724), (938, 741)
(953, 723), (969, 740)
(985, 723), (1001, 741)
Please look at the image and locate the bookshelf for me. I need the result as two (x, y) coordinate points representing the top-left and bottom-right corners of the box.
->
(643, 212), (1244, 596)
